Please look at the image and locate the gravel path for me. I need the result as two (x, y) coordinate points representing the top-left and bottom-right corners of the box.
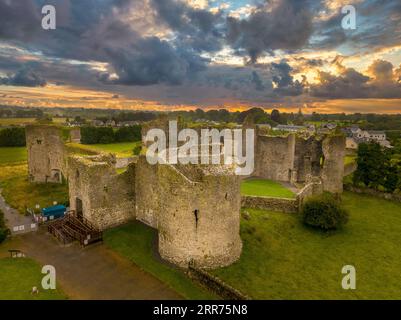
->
(0, 189), (38, 234)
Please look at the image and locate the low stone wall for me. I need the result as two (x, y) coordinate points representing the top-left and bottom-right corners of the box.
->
(115, 157), (136, 169)
(344, 185), (401, 203)
(241, 195), (298, 213)
(187, 263), (250, 300)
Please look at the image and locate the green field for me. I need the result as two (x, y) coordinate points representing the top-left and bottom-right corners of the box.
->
(212, 192), (401, 299)
(0, 258), (66, 300)
(241, 178), (295, 199)
(344, 155), (356, 165)
(0, 118), (66, 126)
(104, 222), (217, 300)
(0, 147), (27, 164)
(0, 147), (68, 213)
(0, 164), (68, 213)
(67, 141), (141, 158)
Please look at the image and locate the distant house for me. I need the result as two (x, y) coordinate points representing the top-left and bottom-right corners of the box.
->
(117, 121), (139, 127)
(321, 122), (337, 130)
(91, 119), (105, 127)
(343, 126), (392, 149)
(273, 124), (315, 133)
(274, 125), (306, 132)
(105, 120), (116, 127)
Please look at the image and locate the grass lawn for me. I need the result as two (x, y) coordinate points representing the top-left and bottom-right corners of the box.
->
(241, 178), (295, 199)
(67, 141), (141, 158)
(0, 118), (66, 126)
(0, 164), (68, 213)
(0, 257), (66, 300)
(0, 147), (68, 213)
(104, 222), (217, 300)
(212, 192), (401, 299)
(344, 155), (356, 165)
(0, 147), (27, 165)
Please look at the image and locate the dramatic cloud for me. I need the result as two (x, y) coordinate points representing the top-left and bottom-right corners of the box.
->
(226, 0), (314, 62)
(0, 68), (47, 87)
(0, 0), (400, 110)
(310, 60), (401, 99)
(0, 0), (41, 40)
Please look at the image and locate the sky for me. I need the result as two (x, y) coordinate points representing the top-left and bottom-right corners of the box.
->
(0, 0), (400, 113)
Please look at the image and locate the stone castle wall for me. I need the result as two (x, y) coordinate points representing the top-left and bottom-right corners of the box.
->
(26, 125), (67, 183)
(68, 155), (136, 230)
(321, 135), (346, 193)
(137, 156), (242, 269)
(254, 134), (295, 181)
(254, 133), (345, 193)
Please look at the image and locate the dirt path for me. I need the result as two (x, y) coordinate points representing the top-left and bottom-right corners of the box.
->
(0, 189), (38, 235)
(16, 229), (182, 300)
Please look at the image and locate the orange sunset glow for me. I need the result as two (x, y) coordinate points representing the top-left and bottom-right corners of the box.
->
(0, 0), (400, 113)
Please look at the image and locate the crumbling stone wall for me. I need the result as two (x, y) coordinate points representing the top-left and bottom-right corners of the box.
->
(321, 135), (346, 193)
(26, 125), (67, 183)
(254, 134), (295, 181)
(254, 133), (345, 193)
(68, 154), (136, 230)
(241, 195), (298, 213)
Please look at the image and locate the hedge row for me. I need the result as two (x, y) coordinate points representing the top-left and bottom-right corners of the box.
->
(0, 127), (26, 147)
(80, 125), (141, 144)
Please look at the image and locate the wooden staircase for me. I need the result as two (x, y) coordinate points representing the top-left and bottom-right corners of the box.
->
(48, 211), (103, 246)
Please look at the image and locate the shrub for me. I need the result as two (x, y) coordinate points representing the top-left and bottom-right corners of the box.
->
(81, 126), (115, 144)
(0, 127), (26, 147)
(133, 144), (142, 155)
(115, 125), (141, 142)
(302, 193), (349, 230)
(0, 209), (9, 244)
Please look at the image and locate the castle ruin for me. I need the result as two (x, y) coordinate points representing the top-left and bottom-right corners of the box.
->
(25, 121), (345, 269)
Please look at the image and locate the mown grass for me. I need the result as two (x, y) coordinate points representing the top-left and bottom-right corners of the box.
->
(212, 192), (401, 299)
(0, 118), (66, 126)
(241, 178), (295, 199)
(104, 222), (218, 300)
(0, 147), (27, 165)
(67, 141), (141, 158)
(344, 155), (356, 165)
(0, 147), (68, 213)
(0, 164), (69, 213)
(0, 257), (67, 300)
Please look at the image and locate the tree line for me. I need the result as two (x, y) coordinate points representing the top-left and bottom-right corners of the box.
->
(352, 143), (401, 193)
(80, 125), (142, 144)
(0, 127), (26, 147)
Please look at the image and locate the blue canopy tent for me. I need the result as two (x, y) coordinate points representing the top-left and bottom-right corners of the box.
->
(41, 205), (66, 220)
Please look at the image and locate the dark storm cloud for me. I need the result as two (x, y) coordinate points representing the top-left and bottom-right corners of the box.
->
(251, 71), (265, 91)
(0, 0), (400, 104)
(310, 60), (401, 99)
(99, 37), (208, 86)
(0, 0), (211, 86)
(0, 0), (41, 40)
(311, 0), (401, 52)
(226, 0), (314, 62)
(151, 0), (224, 53)
(0, 67), (47, 87)
(268, 60), (305, 97)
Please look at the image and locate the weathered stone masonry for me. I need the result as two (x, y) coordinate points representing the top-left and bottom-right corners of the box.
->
(67, 153), (242, 269)
(26, 125), (67, 183)
(26, 123), (346, 269)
